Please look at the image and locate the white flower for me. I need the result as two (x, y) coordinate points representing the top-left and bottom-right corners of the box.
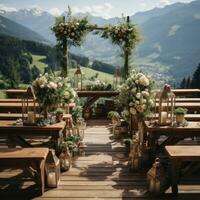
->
(129, 102), (134, 107)
(135, 80), (139, 84)
(139, 75), (149, 86)
(136, 100), (140, 105)
(136, 93), (141, 99)
(40, 84), (45, 88)
(142, 91), (149, 97)
(48, 81), (57, 89)
(58, 82), (63, 88)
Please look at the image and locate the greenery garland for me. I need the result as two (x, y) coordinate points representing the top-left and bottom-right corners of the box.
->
(52, 15), (90, 47)
(99, 18), (140, 56)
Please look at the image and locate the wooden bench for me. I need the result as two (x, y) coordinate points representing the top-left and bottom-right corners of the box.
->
(0, 147), (49, 195)
(165, 146), (200, 196)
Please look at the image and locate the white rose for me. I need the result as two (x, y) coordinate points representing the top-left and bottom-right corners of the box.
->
(136, 100), (140, 105)
(58, 82), (63, 88)
(40, 84), (45, 88)
(139, 75), (149, 86)
(136, 93), (141, 99)
(48, 81), (57, 89)
(135, 80), (139, 84)
(142, 91), (149, 97)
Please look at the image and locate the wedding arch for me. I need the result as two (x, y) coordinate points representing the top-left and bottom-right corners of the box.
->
(51, 7), (140, 79)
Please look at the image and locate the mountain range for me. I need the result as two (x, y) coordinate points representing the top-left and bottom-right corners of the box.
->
(0, 0), (200, 83)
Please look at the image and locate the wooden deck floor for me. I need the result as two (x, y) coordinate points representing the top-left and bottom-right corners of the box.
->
(1, 120), (200, 199)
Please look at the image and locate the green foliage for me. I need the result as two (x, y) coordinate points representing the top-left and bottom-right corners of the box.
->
(174, 107), (187, 115)
(52, 9), (91, 47)
(99, 18), (140, 56)
(31, 65), (41, 80)
(72, 106), (83, 123)
(107, 111), (120, 119)
(55, 108), (64, 115)
(60, 135), (81, 154)
(191, 63), (200, 89)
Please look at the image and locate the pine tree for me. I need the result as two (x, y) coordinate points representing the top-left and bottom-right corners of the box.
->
(31, 65), (40, 80)
(180, 77), (186, 89)
(191, 63), (200, 88)
(186, 76), (191, 88)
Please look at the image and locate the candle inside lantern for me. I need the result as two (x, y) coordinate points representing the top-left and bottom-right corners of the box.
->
(160, 111), (167, 124)
(78, 82), (81, 90)
(27, 111), (35, 124)
(47, 172), (56, 186)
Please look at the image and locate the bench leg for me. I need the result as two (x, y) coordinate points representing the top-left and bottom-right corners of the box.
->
(171, 160), (181, 196)
(36, 160), (45, 196)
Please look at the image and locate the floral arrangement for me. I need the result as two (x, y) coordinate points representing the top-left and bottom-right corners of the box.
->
(32, 73), (77, 116)
(99, 18), (140, 56)
(85, 80), (112, 91)
(118, 70), (155, 118)
(51, 10), (91, 47)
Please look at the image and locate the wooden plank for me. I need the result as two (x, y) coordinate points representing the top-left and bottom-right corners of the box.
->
(0, 148), (48, 159)
(165, 145), (200, 159)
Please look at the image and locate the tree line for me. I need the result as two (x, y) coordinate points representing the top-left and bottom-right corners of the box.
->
(180, 63), (200, 89)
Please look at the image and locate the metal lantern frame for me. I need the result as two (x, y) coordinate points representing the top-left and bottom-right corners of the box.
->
(45, 150), (60, 188)
(155, 85), (176, 126)
(74, 66), (83, 90)
(22, 86), (37, 125)
(113, 68), (121, 90)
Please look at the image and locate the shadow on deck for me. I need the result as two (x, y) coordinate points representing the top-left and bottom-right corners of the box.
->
(1, 120), (200, 199)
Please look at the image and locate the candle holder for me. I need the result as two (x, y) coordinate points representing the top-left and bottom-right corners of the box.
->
(22, 86), (37, 126)
(74, 65), (83, 90)
(154, 84), (175, 126)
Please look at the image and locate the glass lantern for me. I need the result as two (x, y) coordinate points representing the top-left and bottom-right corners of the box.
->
(59, 147), (71, 171)
(22, 86), (37, 125)
(113, 68), (120, 90)
(155, 84), (175, 126)
(45, 150), (60, 188)
(74, 66), (83, 90)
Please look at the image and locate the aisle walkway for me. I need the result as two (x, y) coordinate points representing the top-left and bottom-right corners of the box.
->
(36, 120), (147, 199)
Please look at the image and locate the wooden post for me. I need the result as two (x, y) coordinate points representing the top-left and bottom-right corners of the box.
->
(124, 16), (130, 79)
(62, 16), (68, 77)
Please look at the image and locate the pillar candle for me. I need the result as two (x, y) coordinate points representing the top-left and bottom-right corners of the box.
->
(27, 111), (35, 124)
(161, 111), (167, 124)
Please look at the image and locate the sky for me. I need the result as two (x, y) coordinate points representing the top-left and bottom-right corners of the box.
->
(0, 0), (195, 18)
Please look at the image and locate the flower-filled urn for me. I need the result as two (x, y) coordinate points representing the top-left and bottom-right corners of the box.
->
(74, 66), (83, 90)
(22, 86), (37, 125)
(155, 84), (175, 126)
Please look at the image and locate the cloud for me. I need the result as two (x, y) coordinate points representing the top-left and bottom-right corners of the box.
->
(72, 3), (113, 19)
(140, 3), (147, 7)
(0, 4), (17, 12)
(168, 24), (181, 36)
(49, 8), (62, 16)
(157, 0), (170, 7)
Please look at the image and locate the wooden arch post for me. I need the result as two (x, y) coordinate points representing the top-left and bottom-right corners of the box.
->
(62, 16), (68, 77)
(124, 16), (130, 80)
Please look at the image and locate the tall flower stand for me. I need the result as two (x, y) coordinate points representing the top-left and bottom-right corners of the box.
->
(129, 114), (150, 170)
